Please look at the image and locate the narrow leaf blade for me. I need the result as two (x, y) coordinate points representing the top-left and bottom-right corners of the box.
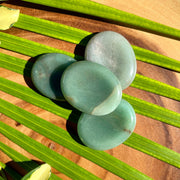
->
(132, 74), (180, 101)
(132, 45), (180, 72)
(125, 133), (180, 168)
(123, 94), (180, 128)
(21, 0), (180, 40)
(15, 13), (91, 45)
(0, 32), (75, 58)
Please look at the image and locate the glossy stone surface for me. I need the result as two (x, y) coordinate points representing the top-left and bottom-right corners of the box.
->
(77, 99), (136, 150)
(31, 53), (75, 100)
(85, 31), (137, 90)
(61, 61), (122, 116)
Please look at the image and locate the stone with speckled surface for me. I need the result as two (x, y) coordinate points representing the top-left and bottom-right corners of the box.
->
(85, 31), (136, 90)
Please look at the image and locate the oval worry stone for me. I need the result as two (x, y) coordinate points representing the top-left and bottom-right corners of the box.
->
(85, 31), (137, 90)
(61, 61), (122, 116)
(31, 53), (75, 100)
(77, 99), (136, 150)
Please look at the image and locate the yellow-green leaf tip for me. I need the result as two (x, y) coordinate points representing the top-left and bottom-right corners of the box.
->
(0, 5), (20, 30)
(21, 163), (51, 180)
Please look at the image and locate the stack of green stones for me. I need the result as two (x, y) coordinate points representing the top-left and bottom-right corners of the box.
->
(31, 31), (137, 150)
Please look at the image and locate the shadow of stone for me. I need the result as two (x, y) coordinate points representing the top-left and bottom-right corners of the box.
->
(51, 99), (74, 110)
(23, 55), (43, 95)
(66, 109), (85, 146)
(49, 61), (76, 100)
(74, 33), (96, 60)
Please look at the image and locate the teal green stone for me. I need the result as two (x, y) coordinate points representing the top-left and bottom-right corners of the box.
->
(85, 31), (137, 90)
(31, 53), (75, 100)
(61, 61), (122, 115)
(77, 99), (136, 150)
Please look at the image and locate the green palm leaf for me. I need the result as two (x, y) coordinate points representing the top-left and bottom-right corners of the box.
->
(0, 32), (74, 58)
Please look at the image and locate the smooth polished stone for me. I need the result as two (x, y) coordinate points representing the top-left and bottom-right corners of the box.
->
(77, 99), (136, 150)
(31, 53), (75, 100)
(61, 61), (122, 116)
(85, 31), (137, 90)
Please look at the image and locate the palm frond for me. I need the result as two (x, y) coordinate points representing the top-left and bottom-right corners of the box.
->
(0, 0), (179, 179)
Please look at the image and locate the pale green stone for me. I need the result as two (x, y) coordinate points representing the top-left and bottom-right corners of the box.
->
(85, 31), (137, 90)
(77, 99), (136, 150)
(31, 53), (75, 100)
(61, 61), (122, 116)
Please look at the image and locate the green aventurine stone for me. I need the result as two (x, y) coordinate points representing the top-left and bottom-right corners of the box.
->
(77, 99), (136, 150)
(85, 31), (137, 90)
(61, 61), (122, 116)
(31, 53), (75, 100)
